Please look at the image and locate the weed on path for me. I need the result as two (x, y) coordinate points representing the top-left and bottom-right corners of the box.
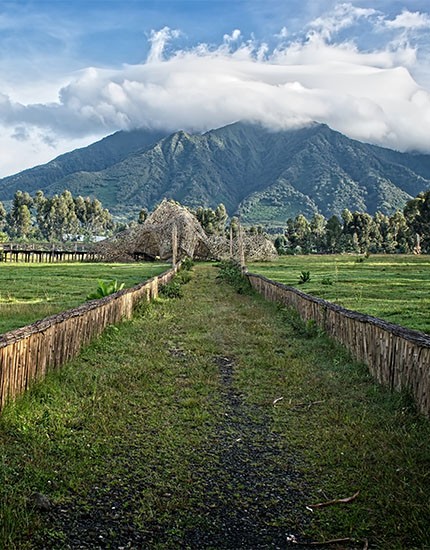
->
(1, 264), (429, 549)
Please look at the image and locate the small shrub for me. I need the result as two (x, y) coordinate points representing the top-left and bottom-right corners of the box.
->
(159, 280), (183, 299)
(176, 270), (192, 285)
(321, 276), (333, 286)
(298, 271), (311, 284)
(181, 257), (194, 271)
(216, 260), (252, 294)
(282, 307), (321, 338)
(87, 279), (125, 300)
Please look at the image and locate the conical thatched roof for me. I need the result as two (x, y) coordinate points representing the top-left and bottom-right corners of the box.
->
(95, 200), (212, 262)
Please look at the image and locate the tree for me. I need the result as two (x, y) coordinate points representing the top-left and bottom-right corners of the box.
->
(294, 214), (311, 253)
(325, 215), (342, 253)
(6, 191), (34, 239)
(229, 216), (239, 238)
(80, 197), (114, 238)
(214, 204), (228, 234)
(310, 213), (326, 253)
(343, 211), (372, 253)
(138, 208), (148, 225)
(404, 191), (430, 253)
(195, 204), (228, 236)
(7, 204), (32, 239)
(0, 201), (6, 231)
(274, 235), (288, 255)
(389, 210), (411, 253)
(370, 212), (389, 253)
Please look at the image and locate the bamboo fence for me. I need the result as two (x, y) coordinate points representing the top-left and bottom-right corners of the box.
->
(247, 273), (430, 417)
(0, 265), (178, 410)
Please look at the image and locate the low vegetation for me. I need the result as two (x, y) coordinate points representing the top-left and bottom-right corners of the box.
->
(0, 264), (429, 549)
(86, 279), (125, 300)
(249, 254), (430, 334)
(216, 259), (253, 294)
(0, 262), (168, 333)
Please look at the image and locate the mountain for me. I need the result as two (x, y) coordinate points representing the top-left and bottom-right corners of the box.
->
(0, 128), (168, 200)
(1, 122), (430, 225)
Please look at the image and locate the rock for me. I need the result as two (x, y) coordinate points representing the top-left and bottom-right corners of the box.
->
(31, 492), (52, 512)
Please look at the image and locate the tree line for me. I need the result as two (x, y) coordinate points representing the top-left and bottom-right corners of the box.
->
(1, 188), (428, 253)
(274, 191), (430, 255)
(0, 190), (114, 242)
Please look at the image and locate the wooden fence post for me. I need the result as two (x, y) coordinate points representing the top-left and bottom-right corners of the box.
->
(172, 224), (178, 266)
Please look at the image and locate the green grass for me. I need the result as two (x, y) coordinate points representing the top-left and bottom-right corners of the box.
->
(0, 262), (169, 334)
(0, 264), (429, 549)
(248, 254), (430, 334)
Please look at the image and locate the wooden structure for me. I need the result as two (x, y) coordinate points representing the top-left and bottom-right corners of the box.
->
(95, 200), (212, 262)
(247, 272), (430, 417)
(0, 243), (103, 263)
(0, 265), (178, 411)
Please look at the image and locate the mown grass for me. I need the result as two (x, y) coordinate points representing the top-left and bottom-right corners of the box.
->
(0, 262), (169, 333)
(0, 263), (429, 549)
(248, 254), (430, 334)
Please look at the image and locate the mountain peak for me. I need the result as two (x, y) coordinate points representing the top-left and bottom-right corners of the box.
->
(0, 122), (428, 225)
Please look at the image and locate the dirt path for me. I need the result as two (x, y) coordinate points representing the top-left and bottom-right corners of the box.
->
(25, 264), (319, 549)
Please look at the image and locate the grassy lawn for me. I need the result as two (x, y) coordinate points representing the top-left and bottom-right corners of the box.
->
(248, 254), (430, 334)
(0, 263), (429, 549)
(0, 262), (169, 334)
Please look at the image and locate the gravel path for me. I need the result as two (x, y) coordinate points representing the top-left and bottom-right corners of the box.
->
(35, 358), (313, 549)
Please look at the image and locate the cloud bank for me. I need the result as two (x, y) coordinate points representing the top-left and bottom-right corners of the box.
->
(1, 2), (430, 176)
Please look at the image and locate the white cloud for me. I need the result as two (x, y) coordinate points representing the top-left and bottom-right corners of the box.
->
(1, 3), (430, 177)
(223, 29), (242, 43)
(386, 9), (430, 30)
(308, 2), (377, 40)
(146, 27), (181, 63)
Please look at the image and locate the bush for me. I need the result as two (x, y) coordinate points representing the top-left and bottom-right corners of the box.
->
(159, 280), (183, 299)
(281, 306), (321, 338)
(176, 270), (192, 285)
(216, 260), (253, 295)
(298, 271), (311, 284)
(181, 257), (194, 271)
(87, 279), (125, 300)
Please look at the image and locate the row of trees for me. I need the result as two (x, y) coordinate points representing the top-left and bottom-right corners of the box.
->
(274, 191), (430, 255)
(0, 190), (114, 242)
(1, 187), (429, 253)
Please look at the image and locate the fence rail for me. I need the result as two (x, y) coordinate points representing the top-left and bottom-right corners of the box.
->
(0, 265), (178, 410)
(247, 272), (430, 417)
(0, 242), (102, 263)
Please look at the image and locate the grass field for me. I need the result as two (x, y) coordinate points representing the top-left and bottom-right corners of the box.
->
(248, 254), (430, 334)
(0, 262), (169, 334)
(0, 264), (429, 549)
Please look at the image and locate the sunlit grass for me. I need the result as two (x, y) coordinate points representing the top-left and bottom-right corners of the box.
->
(0, 262), (169, 333)
(248, 254), (430, 334)
(1, 264), (429, 549)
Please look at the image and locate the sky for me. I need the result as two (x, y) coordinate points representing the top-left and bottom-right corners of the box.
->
(0, 0), (430, 177)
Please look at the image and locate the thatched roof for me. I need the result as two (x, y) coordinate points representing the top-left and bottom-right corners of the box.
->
(95, 200), (212, 262)
(208, 233), (277, 262)
(96, 199), (277, 263)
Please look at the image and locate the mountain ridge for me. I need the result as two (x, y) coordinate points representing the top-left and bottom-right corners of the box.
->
(1, 121), (429, 225)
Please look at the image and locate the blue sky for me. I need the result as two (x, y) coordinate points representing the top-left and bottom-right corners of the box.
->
(0, 0), (430, 176)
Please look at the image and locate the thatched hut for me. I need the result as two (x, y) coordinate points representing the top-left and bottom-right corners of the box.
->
(96, 199), (277, 263)
(95, 200), (212, 262)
